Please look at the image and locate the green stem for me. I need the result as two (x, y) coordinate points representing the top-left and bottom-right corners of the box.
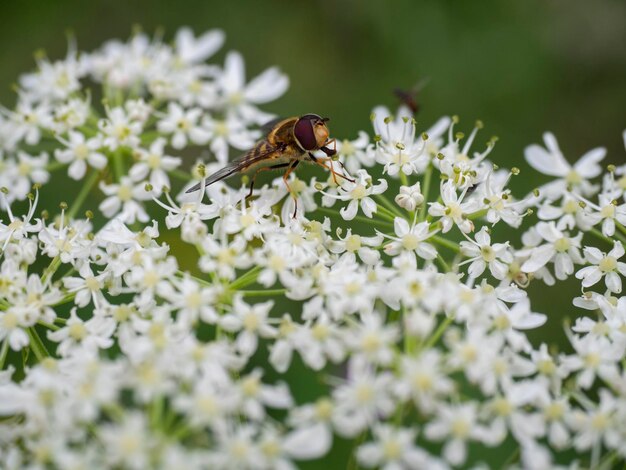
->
(435, 253), (450, 272)
(27, 327), (50, 361)
(399, 170), (409, 187)
(419, 165), (433, 221)
(169, 168), (192, 182)
(46, 161), (68, 172)
(67, 169), (101, 219)
(229, 266), (263, 290)
(588, 228), (614, 246)
(347, 431), (367, 470)
(240, 289), (286, 297)
(315, 207), (394, 229)
(421, 315), (454, 351)
(467, 208), (488, 220)
(175, 270), (213, 288)
(431, 235), (461, 253)
(41, 256), (62, 284)
(52, 294), (76, 308)
(38, 321), (60, 331)
(150, 395), (165, 430)
(617, 222), (626, 238)
(373, 194), (404, 218)
(594, 450), (617, 470)
(375, 204), (400, 222)
(0, 340), (9, 370)
(112, 148), (126, 182)
(401, 306), (418, 354)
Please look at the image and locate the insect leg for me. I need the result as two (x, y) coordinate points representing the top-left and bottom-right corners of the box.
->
(282, 160), (300, 218)
(246, 163), (291, 199)
(320, 138), (337, 157)
(308, 152), (355, 184)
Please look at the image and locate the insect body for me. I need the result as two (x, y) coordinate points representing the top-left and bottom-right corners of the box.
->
(186, 114), (353, 216)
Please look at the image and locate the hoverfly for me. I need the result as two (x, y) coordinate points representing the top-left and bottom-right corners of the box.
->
(186, 114), (354, 216)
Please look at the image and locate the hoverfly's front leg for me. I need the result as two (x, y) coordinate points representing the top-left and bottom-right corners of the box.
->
(282, 160), (300, 218)
(309, 148), (355, 185)
(247, 163), (291, 199)
(318, 138), (341, 185)
(320, 138), (337, 157)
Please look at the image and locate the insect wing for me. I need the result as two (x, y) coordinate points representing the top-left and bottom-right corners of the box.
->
(185, 142), (280, 193)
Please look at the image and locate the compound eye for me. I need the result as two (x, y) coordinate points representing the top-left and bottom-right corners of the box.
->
(294, 116), (318, 150)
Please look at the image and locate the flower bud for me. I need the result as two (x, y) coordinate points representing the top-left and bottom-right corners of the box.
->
(395, 182), (424, 211)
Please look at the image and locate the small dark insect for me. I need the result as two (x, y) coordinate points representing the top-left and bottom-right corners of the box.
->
(393, 78), (430, 115)
(186, 114), (354, 217)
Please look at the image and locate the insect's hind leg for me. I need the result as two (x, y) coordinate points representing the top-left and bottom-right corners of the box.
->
(246, 163), (291, 199)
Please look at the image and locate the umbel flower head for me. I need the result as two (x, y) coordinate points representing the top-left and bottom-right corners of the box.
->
(0, 26), (625, 470)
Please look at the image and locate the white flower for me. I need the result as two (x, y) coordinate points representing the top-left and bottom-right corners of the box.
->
(98, 106), (143, 150)
(343, 312), (398, 366)
(435, 118), (493, 190)
(560, 335), (621, 389)
(394, 350), (453, 413)
(327, 229), (382, 265)
(424, 402), (486, 466)
(520, 222), (583, 281)
(8, 151), (50, 200)
(336, 131), (374, 174)
(357, 425), (441, 470)
(202, 115), (260, 164)
(220, 297), (277, 356)
(55, 131), (107, 180)
(63, 264), (108, 308)
(3, 100), (52, 146)
(128, 137), (181, 194)
(379, 217), (438, 261)
(372, 106), (428, 177)
(525, 132), (604, 199)
(39, 211), (91, 264)
(576, 242), (626, 293)
(428, 181), (480, 233)
(199, 233), (251, 280)
(0, 190), (42, 251)
(99, 413), (155, 470)
(99, 176), (151, 224)
(536, 193), (593, 231)
(218, 51), (289, 124)
(174, 27), (224, 64)
(479, 170), (525, 228)
(156, 103), (210, 149)
(332, 358), (395, 437)
(459, 227), (512, 279)
(577, 191), (626, 237)
(566, 389), (620, 452)
(319, 170), (387, 220)
(47, 308), (115, 357)
(395, 182), (424, 211)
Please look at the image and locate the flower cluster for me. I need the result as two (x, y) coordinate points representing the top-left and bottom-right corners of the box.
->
(0, 28), (625, 470)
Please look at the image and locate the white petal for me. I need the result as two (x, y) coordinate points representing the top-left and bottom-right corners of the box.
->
(283, 424), (332, 460)
(340, 200), (359, 221)
(360, 197), (377, 218)
(521, 245), (554, 272)
(244, 67), (289, 104)
(394, 217), (410, 237)
(606, 272), (622, 293)
(524, 142), (569, 177)
(574, 147), (605, 178)
(221, 51), (245, 94)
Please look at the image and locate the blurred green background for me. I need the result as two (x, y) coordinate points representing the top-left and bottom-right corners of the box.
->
(1, 0), (624, 466)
